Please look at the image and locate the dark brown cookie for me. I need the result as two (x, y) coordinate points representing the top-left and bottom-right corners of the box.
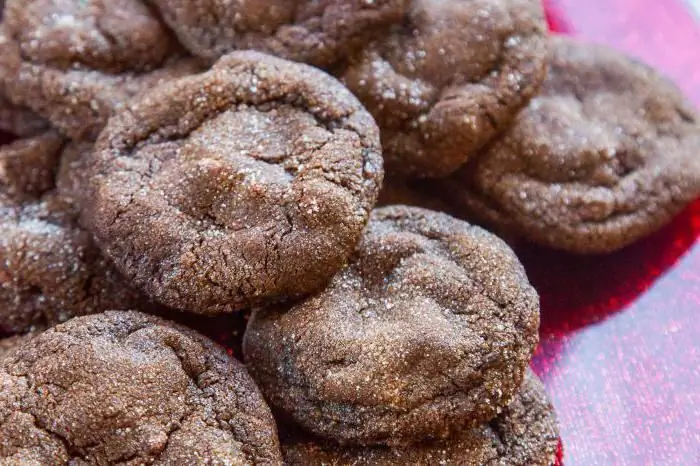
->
(282, 369), (559, 466)
(0, 130), (63, 200)
(0, 1), (203, 140)
(0, 333), (33, 361)
(0, 50), (49, 138)
(0, 94), (49, 138)
(339, 0), (548, 178)
(443, 37), (700, 254)
(0, 136), (152, 334)
(55, 140), (93, 208)
(84, 51), (383, 315)
(377, 178), (453, 213)
(0, 193), (152, 334)
(244, 206), (539, 446)
(148, 0), (409, 68)
(0, 311), (283, 464)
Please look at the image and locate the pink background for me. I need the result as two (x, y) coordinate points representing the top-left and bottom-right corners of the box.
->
(534, 1), (700, 464)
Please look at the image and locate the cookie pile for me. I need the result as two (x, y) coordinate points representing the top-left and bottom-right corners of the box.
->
(1, 0), (698, 464)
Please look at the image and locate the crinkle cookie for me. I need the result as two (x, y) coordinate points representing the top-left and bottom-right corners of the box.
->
(0, 333), (33, 361)
(282, 370), (560, 466)
(0, 94), (49, 139)
(0, 130), (63, 200)
(244, 206), (539, 446)
(83, 51), (383, 315)
(0, 0), (202, 140)
(0, 193), (151, 334)
(339, 0), (548, 178)
(443, 37), (700, 254)
(148, 0), (409, 68)
(0, 135), (151, 334)
(0, 311), (283, 465)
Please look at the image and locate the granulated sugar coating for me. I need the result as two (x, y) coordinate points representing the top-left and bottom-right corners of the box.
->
(443, 37), (700, 254)
(244, 206), (539, 446)
(0, 333), (33, 361)
(0, 193), (151, 334)
(149, 0), (409, 68)
(84, 51), (383, 315)
(339, 0), (548, 178)
(0, 0), (203, 140)
(0, 311), (283, 464)
(281, 369), (559, 466)
(0, 49), (49, 138)
(0, 135), (152, 334)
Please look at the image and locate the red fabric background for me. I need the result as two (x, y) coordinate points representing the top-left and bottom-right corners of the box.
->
(534, 1), (700, 464)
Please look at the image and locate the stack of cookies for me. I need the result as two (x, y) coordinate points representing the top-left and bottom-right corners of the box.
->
(1, 0), (698, 464)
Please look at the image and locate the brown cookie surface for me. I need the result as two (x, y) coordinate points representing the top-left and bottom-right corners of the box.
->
(0, 131), (63, 200)
(0, 333), (33, 361)
(0, 94), (49, 139)
(148, 0), (409, 68)
(0, 311), (283, 465)
(0, 1), (202, 140)
(84, 51), (383, 315)
(244, 206), (539, 446)
(0, 137), (152, 334)
(0, 193), (152, 334)
(282, 369), (559, 466)
(444, 37), (700, 254)
(339, 0), (548, 178)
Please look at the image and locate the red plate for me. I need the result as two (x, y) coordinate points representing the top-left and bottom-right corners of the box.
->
(534, 1), (700, 464)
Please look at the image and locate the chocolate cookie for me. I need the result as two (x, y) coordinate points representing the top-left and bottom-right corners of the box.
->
(244, 206), (539, 446)
(148, 0), (409, 68)
(444, 37), (700, 254)
(0, 94), (49, 139)
(84, 51), (383, 314)
(282, 369), (559, 466)
(0, 1), (203, 140)
(55, 140), (93, 208)
(0, 54), (48, 138)
(377, 178), (452, 213)
(339, 0), (548, 178)
(0, 193), (151, 334)
(0, 333), (33, 361)
(1, 136), (151, 334)
(0, 311), (283, 464)
(0, 131), (63, 200)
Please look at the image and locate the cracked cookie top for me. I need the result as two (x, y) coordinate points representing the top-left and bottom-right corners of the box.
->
(281, 369), (560, 466)
(148, 0), (409, 68)
(0, 1), (202, 140)
(0, 192), (152, 335)
(83, 51), (383, 315)
(0, 311), (283, 465)
(444, 37), (700, 254)
(339, 0), (548, 178)
(243, 206), (539, 446)
(0, 136), (153, 334)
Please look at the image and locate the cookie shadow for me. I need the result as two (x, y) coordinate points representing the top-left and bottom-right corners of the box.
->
(517, 200), (700, 335)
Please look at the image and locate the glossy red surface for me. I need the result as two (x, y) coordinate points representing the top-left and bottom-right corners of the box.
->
(534, 1), (700, 464)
